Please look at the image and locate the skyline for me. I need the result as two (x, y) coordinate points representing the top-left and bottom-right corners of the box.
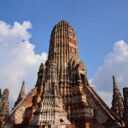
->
(0, 0), (128, 107)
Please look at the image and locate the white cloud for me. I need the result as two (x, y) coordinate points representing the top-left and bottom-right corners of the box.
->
(93, 40), (128, 107)
(88, 79), (95, 88)
(97, 91), (112, 107)
(0, 21), (47, 108)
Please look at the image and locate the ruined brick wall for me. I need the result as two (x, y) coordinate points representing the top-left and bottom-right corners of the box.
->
(84, 86), (120, 128)
(4, 88), (37, 127)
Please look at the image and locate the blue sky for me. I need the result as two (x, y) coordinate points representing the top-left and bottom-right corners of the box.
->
(1, 0), (128, 106)
(1, 0), (128, 78)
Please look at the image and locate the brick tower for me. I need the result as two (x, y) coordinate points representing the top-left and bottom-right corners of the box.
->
(3, 20), (123, 128)
(111, 76), (124, 119)
(31, 20), (92, 127)
(0, 89), (9, 126)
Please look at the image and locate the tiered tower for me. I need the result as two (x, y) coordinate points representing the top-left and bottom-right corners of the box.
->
(31, 61), (71, 127)
(111, 76), (124, 119)
(32, 20), (92, 127)
(3, 20), (123, 128)
(48, 20), (79, 87)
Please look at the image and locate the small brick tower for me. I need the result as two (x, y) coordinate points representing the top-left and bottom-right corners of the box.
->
(0, 89), (9, 125)
(14, 81), (26, 107)
(111, 76), (124, 119)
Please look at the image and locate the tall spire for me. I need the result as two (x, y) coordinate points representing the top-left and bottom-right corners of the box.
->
(47, 20), (79, 86)
(14, 81), (26, 107)
(29, 21), (90, 127)
(111, 76), (124, 119)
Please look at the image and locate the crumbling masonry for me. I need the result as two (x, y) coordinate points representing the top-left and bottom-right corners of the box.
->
(1, 20), (128, 128)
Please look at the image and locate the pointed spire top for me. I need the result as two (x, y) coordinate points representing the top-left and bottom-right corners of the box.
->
(112, 75), (118, 89)
(14, 80), (26, 107)
(112, 75), (116, 83)
(56, 20), (71, 27)
(111, 76), (124, 118)
(39, 63), (43, 70)
(39, 63), (46, 72)
(58, 20), (74, 32)
(2, 88), (9, 101)
(22, 80), (25, 86)
(20, 80), (26, 99)
(58, 20), (69, 23)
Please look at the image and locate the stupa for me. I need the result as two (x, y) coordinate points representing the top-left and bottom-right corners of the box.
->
(2, 20), (128, 128)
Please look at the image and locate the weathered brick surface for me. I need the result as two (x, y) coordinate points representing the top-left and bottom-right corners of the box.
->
(14, 81), (26, 107)
(0, 89), (9, 126)
(111, 76), (124, 119)
(3, 20), (126, 128)
(123, 87), (128, 126)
